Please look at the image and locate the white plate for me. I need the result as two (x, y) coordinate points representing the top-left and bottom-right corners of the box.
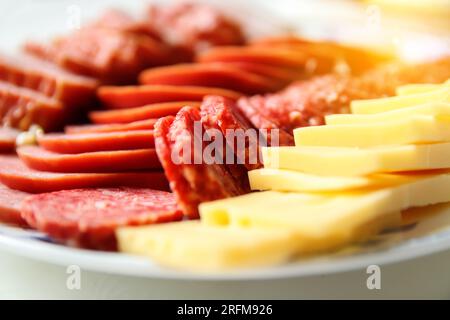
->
(1, 0), (450, 281)
(2, 203), (450, 280)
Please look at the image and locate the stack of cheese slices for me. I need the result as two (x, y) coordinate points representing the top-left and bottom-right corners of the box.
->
(117, 79), (450, 272)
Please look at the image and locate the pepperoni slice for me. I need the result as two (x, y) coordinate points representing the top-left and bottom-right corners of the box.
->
(17, 146), (160, 173)
(0, 127), (19, 153)
(0, 155), (168, 193)
(21, 188), (183, 250)
(139, 63), (281, 94)
(65, 119), (158, 134)
(89, 101), (201, 124)
(0, 183), (29, 226)
(0, 81), (64, 131)
(38, 130), (155, 154)
(154, 107), (245, 218)
(97, 85), (242, 109)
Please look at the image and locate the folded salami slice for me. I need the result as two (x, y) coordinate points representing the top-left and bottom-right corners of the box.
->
(0, 155), (168, 193)
(0, 81), (64, 131)
(65, 119), (158, 134)
(97, 85), (242, 109)
(0, 53), (98, 111)
(17, 146), (161, 173)
(38, 130), (155, 154)
(154, 107), (246, 218)
(0, 182), (29, 226)
(89, 101), (201, 124)
(0, 127), (19, 153)
(139, 63), (281, 94)
(21, 188), (183, 250)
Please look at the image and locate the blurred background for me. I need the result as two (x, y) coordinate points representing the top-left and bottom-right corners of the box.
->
(0, 0), (448, 62)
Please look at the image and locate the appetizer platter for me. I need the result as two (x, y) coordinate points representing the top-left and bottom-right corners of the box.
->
(1, 0), (450, 279)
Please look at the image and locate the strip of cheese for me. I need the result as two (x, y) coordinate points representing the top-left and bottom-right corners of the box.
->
(200, 171), (450, 253)
(116, 221), (297, 271)
(262, 142), (450, 176)
(350, 85), (449, 114)
(396, 83), (445, 96)
(325, 102), (450, 125)
(294, 115), (450, 147)
(249, 168), (418, 192)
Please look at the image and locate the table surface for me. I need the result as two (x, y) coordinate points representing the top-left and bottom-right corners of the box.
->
(1, 248), (449, 299)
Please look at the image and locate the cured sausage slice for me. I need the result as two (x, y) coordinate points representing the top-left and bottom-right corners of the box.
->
(154, 107), (245, 218)
(0, 183), (29, 226)
(0, 155), (168, 193)
(0, 53), (98, 110)
(89, 101), (201, 124)
(0, 127), (19, 153)
(21, 188), (183, 250)
(65, 119), (157, 134)
(139, 63), (281, 94)
(17, 146), (161, 173)
(0, 81), (64, 131)
(97, 85), (242, 109)
(38, 130), (155, 154)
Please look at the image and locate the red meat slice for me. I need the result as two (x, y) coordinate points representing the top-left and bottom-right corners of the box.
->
(0, 81), (64, 131)
(38, 130), (155, 154)
(17, 146), (160, 173)
(0, 183), (29, 226)
(21, 187), (183, 250)
(200, 95), (262, 171)
(0, 155), (168, 193)
(97, 85), (242, 109)
(139, 63), (281, 94)
(65, 119), (158, 134)
(0, 127), (19, 153)
(154, 107), (245, 218)
(89, 101), (201, 124)
(0, 53), (98, 111)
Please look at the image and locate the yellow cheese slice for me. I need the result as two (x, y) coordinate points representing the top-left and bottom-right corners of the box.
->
(200, 171), (450, 253)
(325, 102), (450, 125)
(249, 168), (418, 192)
(350, 85), (449, 114)
(396, 83), (446, 96)
(294, 115), (450, 147)
(116, 221), (297, 271)
(262, 142), (450, 176)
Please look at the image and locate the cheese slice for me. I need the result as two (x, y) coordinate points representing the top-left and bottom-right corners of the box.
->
(350, 85), (449, 114)
(249, 168), (420, 192)
(262, 142), (450, 176)
(116, 221), (297, 271)
(325, 102), (450, 125)
(396, 83), (446, 96)
(200, 171), (450, 253)
(294, 115), (450, 147)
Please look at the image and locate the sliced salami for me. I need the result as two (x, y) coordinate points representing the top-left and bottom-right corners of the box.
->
(0, 155), (169, 193)
(38, 130), (155, 154)
(0, 182), (29, 226)
(17, 146), (161, 173)
(65, 119), (158, 134)
(0, 126), (19, 153)
(21, 188), (183, 250)
(154, 107), (245, 218)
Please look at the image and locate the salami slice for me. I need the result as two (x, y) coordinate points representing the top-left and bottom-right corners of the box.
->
(65, 119), (158, 134)
(89, 101), (201, 124)
(97, 85), (242, 109)
(38, 130), (155, 154)
(0, 53), (98, 110)
(21, 188), (183, 250)
(0, 182), (29, 226)
(139, 63), (281, 94)
(154, 107), (245, 218)
(0, 127), (19, 153)
(17, 146), (161, 173)
(0, 81), (64, 131)
(0, 155), (168, 193)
